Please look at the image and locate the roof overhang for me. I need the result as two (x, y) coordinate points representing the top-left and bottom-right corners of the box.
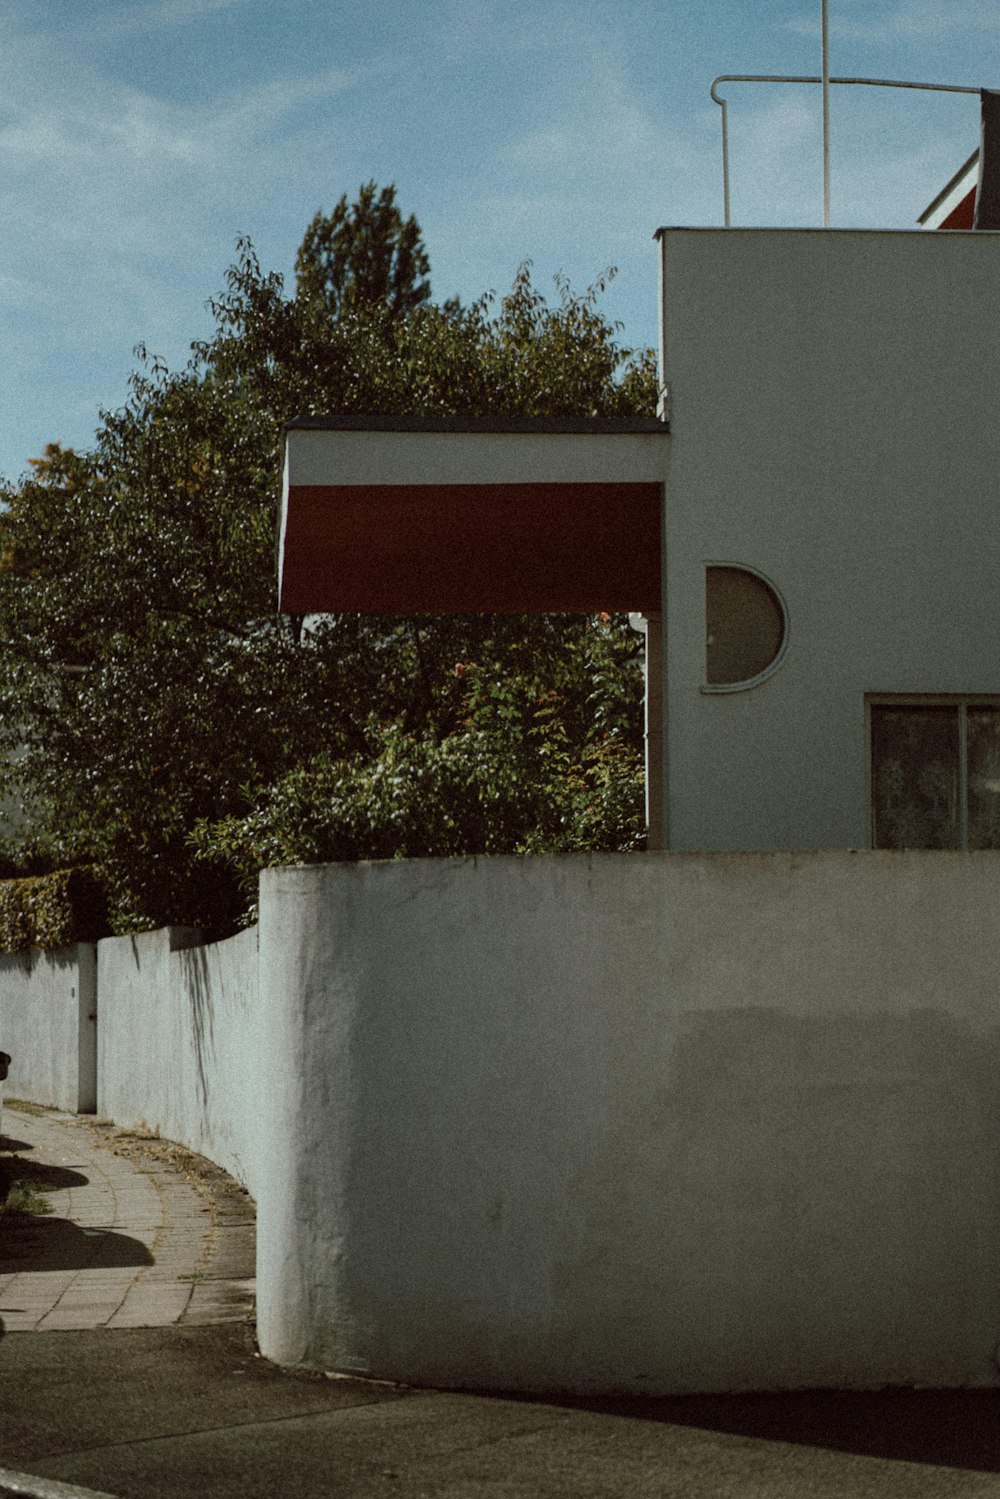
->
(278, 416), (667, 615)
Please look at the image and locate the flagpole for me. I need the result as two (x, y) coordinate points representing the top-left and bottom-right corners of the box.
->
(822, 0), (831, 224)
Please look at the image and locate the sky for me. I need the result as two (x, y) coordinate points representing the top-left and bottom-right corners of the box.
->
(0, 0), (997, 483)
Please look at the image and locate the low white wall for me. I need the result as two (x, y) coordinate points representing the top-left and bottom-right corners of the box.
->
(8, 851), (1000, 1398)
(0, 945), (96, 1113)
(257, 851), (1000, 1396)
(97, 925), (261, 1197)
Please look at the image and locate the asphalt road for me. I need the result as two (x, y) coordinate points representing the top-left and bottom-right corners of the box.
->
(3, 1324), (1000, 1499)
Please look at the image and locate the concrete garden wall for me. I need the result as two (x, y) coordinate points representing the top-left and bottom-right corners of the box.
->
(5, 850), (1000, 1397)
(0, 944), (96, 1113)
(256, 851), (1000, 1396)
(97, 924), (261, 1197)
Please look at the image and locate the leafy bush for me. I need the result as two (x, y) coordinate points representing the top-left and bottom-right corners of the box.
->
(193, 640), (645, 922)
(0, 867), (109, 953)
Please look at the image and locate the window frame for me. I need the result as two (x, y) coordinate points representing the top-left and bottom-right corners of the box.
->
(867, 694), (1000, 851)
(701, 561), (790, 695)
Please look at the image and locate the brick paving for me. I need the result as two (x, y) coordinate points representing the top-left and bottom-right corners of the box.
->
(0, 1104), (255, 1333)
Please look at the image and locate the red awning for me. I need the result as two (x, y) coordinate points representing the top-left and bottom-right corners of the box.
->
(278, 418), (667, 615)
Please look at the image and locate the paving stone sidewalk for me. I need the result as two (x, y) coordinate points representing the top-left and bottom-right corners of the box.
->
(0, 1103), (255, 1334)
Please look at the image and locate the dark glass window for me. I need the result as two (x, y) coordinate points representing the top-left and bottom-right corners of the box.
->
(967, 708), (1000, 849)
(871, 702), (1000, 850)
(871, 706), (960, 849)
(705, 566), (785, 687)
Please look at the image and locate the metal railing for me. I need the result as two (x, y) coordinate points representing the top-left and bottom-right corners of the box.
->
(710, 75), (980, 227)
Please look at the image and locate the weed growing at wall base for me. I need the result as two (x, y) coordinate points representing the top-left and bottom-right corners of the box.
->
(0, 1139), (54, 1217)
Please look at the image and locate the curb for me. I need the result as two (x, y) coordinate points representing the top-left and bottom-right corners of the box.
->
(0, 1469), (120, 1499)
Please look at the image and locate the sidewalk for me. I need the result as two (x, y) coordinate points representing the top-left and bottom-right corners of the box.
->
(0, 1103), (254, 1332)
(4, 1106), (1000, 1499)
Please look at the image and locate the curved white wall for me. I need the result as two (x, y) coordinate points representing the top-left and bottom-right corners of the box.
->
(97, 925), (261, 1197)
(256, 851), (1000, 1395)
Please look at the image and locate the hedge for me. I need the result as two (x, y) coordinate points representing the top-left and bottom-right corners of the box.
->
(0, 867), (110, 954)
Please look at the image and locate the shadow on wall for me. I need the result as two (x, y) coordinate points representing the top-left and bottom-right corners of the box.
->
(180, 944), (214, 1126)
(549, 1004), (1000, 1392)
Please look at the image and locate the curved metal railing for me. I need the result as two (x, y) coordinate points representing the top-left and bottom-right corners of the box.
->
(710, 75), (980, 227)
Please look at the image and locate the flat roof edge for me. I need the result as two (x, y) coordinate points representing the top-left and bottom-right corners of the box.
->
(285, 414), (668, 436)
(654, 223), (1000, 237)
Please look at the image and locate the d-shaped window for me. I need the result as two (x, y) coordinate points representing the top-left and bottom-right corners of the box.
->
(705, 565), (787, 690)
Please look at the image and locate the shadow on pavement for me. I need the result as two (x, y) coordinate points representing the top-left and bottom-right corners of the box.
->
(0, 1136), (33, 1154)
(532, 1386), (1000, 1474)
(0, 1216), (153, 1275)
(0, 1157), (89, 1194)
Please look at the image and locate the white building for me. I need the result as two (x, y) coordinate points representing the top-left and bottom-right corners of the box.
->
(657, 224), (1000, 854)
(280, 219), (1000, 860)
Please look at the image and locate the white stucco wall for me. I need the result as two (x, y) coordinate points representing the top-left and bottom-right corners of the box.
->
(284, 422), (667, 487)
(658, 227), (1000, 851)
(257, 851), (1000, 1396)
(97, 925), (261, 1196)
(0, 945), (96, 1113)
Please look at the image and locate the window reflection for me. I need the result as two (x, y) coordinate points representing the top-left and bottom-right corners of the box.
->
(871, 702), (1000, 850)
(871, 706), (960, 850)
(967, 709), (1000, 850)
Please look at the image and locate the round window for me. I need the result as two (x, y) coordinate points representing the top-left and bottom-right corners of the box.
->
(705, 565), (786, 688)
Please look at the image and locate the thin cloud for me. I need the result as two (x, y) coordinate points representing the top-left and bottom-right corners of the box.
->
(0, 58), (358, 178)
(0, 26), (367, 420)
(432, 0), (600, 64)
(496, 11), (692, 200)
(427, 42), (715, 315)
(723, 91), (822, 224)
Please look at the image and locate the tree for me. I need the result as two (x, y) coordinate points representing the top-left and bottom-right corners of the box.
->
(295, 181), (431, 319)
(191, 614), (647, 921)
(0, 186), (657, 935)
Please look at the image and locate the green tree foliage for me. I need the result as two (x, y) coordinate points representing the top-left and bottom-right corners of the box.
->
(192, 617), (646, 921)
(0, 185), (657, 935)
(295, 180), (431, 318)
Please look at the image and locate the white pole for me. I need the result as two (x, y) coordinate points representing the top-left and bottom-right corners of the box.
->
(822, 0), (831, 224)
(721, 96), (731, 227)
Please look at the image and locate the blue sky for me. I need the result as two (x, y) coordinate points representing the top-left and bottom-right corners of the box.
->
(1, 0), (997, 482)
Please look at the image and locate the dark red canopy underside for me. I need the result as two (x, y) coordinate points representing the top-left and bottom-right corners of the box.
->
(279, 480), (662, 615)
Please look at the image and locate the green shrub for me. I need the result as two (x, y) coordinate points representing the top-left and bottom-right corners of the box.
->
(0, 866), (109, 953)
(192, 660), (646, 924)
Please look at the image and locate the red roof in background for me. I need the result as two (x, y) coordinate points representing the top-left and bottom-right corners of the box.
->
(937, 187), (976, 229)
(919, 149), (978, 229)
